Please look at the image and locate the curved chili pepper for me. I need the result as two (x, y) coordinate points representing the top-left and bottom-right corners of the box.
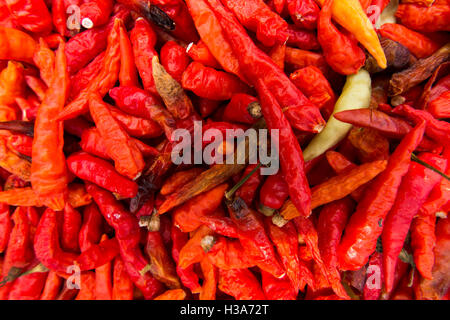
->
(396, 3), (450, 33)
(363, 251), (383, 300)
(67, 152), (138, 199)
(318, 0), (366, 75)
(0, 186), (10, 254)
(186, 40), (221, 69)
(218, 268), (266, 300)
(5, 0), (52, 34)
(256, 79), (311, 218)
(31, 41), (69, 211)
(69, 52), (105, 100)
(95, 235), (113, 300)
(382, 153), (447, 293)
(58, 18), (122, 120)
(227, 198), (285, 278)
(287, 0), (319, 30)
(7, 260), (48, 300)
(182, 62), (250, 101)
(0, 138), (31, 182)
(130, 18), (158, 95)
(34, 209), (79, 273)
(7, 133), (32, 158)
(262, 271), (297, 300)
(197, 97), (220, 118)
(61, 204), (82, 253)
(80, 0), (114, 29)
(0, 27), (36, 64)
(348, 128), (390, 163)
(40, 270), (63, 300)
(206, 237), (254, 270)
(338, 121), (426, 271)
(79, 203), (104, 252)
(0, 61), (25, 106)
(118, 20), (139, 88)
(286, 25), (320, 51)
(76, 237), (120, 271)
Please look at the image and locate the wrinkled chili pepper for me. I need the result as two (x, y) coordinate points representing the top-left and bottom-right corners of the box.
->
(186, 40), (221, 69)
(112, 257), (134, 300)
(80, 0), (114, 29)
(338, 121), (426, 271)
(182, 62), (250, 101)
(5, 0), (53, 34)
(287, 0), (319, 30)
(396, 3), (450, 33)
(61, 204), (82, 253)
(76, 237), (120, 271)
(161, 40), (191, 84)
(40, 270), (63, 300)
(218, 268), (266, 300)
(79, 203), (104, 253)
(0, 27), (36, 64)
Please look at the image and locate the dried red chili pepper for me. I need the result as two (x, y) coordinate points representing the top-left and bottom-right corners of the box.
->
(362, 251), (383, 300)
(348, 128), (390, 163)
(222, 93), (261, 125)
(186, 40), (221, 69)
(69, 52), (105, 100)
(262, 271), (297, 300)
(287, 0), (320, 30)
(235, 164), (262, 206)
(290, 66), (336, 120)
(182, 62), (249, 101)
(61, 204), (82, 253)
(170, 224), (201, 293)
(158, 0), (199, 44)
(396, 3), (450, 33)
(5, 0), (52, 34)
(206, 236), (254, 270)
(6, 133), (32, 158)
(95, 236), (113, 300)
(80, 0), (114, 29)
(199, 258), (217, 300)
(338, 121), (426, 271)
(118, 20), (139, 88)
(40, 270), (63, 300)
(154, 288), (186, 300)
(0, 186), (10, 254)
(34, 209), (79, 273)
(218, 268), (266, 300)
(379, 24), (441, 59)
(75, 272), (96, 300)
(258, 172), (289, 216)
(58, 18), (122, 120)
(111, 257), (134, 300)
(286, 25), (320, 51)
(382, 153), (447, 293)
(161, 40), (191, 84)
(79, 204), (104, 253)
(208, 0), (325, 133)
(0, 27), (36, 64)
(178, 225), (213, 269)
(67, 152), (138, 199)
(76, 237), (120, 271)
(428, 91), (450, 119)
(317, 0), (366, 75)
(7, 260), (48, 300)
(227, 198), (285, 278)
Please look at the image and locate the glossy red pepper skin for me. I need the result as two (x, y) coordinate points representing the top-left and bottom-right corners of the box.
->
(287, 0), (320, 30)
(182, 62), (250, 101)
(34, 209), (79, 273)
(222, 93), (260, 125)
(158, 0), (200, 44)
(186, 40), (221, 69)
(262, 271), (297, 300)
(67, 152), (138, 199)
(218, 268), (266, 300)
(207, 0), (325, 133)
(259, 172), (289, 211)
(79, 203), (104, 252)
(161, 40), (191, 83)
(130, 18), (159, 95)
(5, 0), (53, 34)
(76, 237), (120, 271)
(338, 122), (426, 271)
(80, 0), (114, 29)
(118, 20), (139, 88)
(382, 153), (447, 293)
(61, 204), (82, 253)
(256, 79), (311, 218)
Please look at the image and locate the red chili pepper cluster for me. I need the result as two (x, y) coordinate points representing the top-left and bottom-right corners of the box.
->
(0, 0), (448, 301)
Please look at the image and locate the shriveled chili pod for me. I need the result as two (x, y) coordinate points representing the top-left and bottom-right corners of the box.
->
(186, 40), (221, 69)
(5, 0), (53, 34)
(222, 94), (261, 125)
(287, 0), (320, 30)
(161, 40), (191, 84)
(61, 203), (82, 253)
(218, 268), (266, 300)
(80, 0), (114, 29)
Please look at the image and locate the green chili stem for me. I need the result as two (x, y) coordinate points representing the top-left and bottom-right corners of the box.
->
(225, 163), (262, 200)
(411, 153), (450, 181)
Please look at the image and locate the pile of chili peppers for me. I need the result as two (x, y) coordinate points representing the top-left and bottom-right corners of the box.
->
(0, 0), (448, 301)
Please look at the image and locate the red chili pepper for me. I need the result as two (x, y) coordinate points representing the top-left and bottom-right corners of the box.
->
(6, 133), (32, 157)
(266, 219), (314, 292)
(75, 272), (96, 300)
(317, 198), (354, 274)
(262, 271), (297, 300)
(40, 270), (63, 300)
(222, 0), (288, 47)
(396, 3), (450, 33)
(159, 0), (200, 44)
(182, 62), (250, 101)
(197, 97), (221, 118)
(222, 93), (261, 125)
(186, 40), (221, 69)
(382, 152), (447, 293)
(61, 203), (82, 253)
(64, 117), (92, 138)
(259, 172), (289, 215)
(5, 0), (53, 34)
(0, 186), (10, 254)
(338, 121), (426, 271)
(228, 198), (285, 278)
(112, 257), (134, 300)
(80, 0), (114, 29)
(67, 152), (138, 199)
(79, 203), (104, 253)
(362, 251), (384, 300)
(34, 209), (79, 273)
(7, 259), (48, 300)
(218, 268), (266, 300)
(208, 0), (325, 133)
(31, 40), (69, 212)
(379, 23), (441, 59)
(317, 0), (366, 75)
(130, 18), (158, 95)
(170, 224), (201, 293)
(95, 236), (113, 300)
(161, 40), (191, 84)
(256, 78), (311, 218)
(290, 66), (336, 120)
(76, 237), (120, 271)
(428, 91), (450, 119)
(286, 25), (320, 50)
(206, 236), (254, 270)
(118, 20), (139, 87)
(235, 164), (262, 206)
(287, 0), (320, 30)
(69, 52), (105, 100)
